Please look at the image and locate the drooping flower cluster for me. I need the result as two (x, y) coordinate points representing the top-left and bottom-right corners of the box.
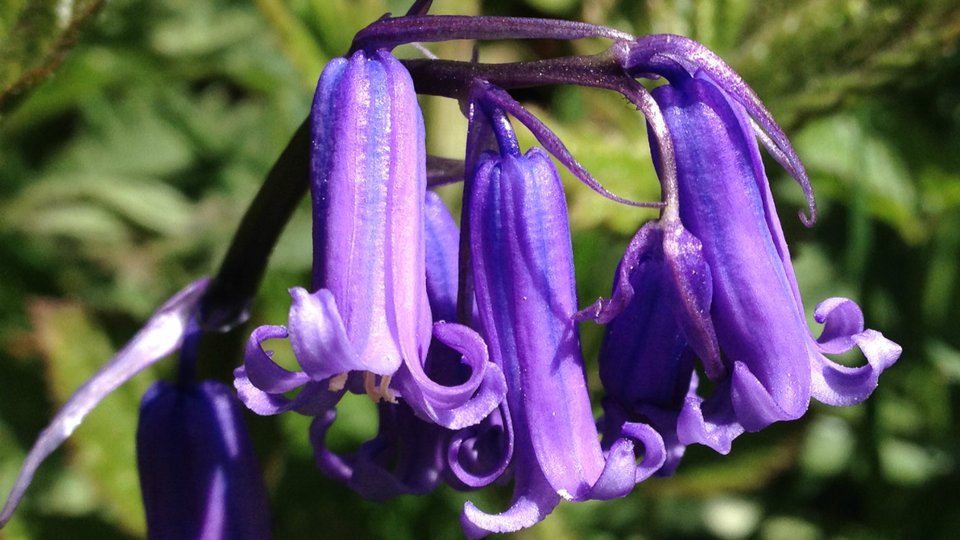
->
(0, 3), (902, 539)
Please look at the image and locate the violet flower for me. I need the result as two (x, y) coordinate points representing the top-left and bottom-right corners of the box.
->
(137, 380), (271, 540)
(461, 89), (665, 539)
(305, 193), (500, 499)
(235, 47), (504, 437)
(587, 35), (902, 460)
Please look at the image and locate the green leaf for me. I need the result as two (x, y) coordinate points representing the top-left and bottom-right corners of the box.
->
(0, 0), (105, 118)
(7, 174), (192, 237)
(793, 114), (924, 243)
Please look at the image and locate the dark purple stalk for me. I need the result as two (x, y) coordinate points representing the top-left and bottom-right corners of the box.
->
(403, 49), (680, 215)
(200, 118), (310, 332)
(405, 0), (434, 16)
(350, 15), (633, 54)
(427, 155), (465, 186)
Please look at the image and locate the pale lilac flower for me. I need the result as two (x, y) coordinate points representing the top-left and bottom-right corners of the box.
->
(234, 48), (504, 440)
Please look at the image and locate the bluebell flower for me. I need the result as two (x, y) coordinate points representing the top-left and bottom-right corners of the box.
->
(460, 88), (665, 538)
(305, 192), (503, 499)
(586, 35), (902, 463)
(137, 380), (271, 540)
(234, 47), (504, 439)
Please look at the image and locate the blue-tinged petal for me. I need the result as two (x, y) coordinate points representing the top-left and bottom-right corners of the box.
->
(808, 298), (902, 406)
(394, 192), (507, 429)
(0, 279), (208, 526)
(814, 297), (865, 354)
(287, 287), (372, 379)
(461, 458), (560, 540)
(234, 367), (339, 417)
(447, 404), (513, 490)
(309, 47), (429, 380)
(608, 35), (901, 459)
(655, 74), (812, 427)
(467, 131), (662, 530)
(676, 380), (744, 454)
(397, 322), (506, 430)
(137, 381), (271, 540)
(598, 223), (697, 410)
(424, 191), (461, 323)
(661, 219), (722, 379)
(593, 219), (703, 473)
(243, 325), (309, 393)
(471, 148), (607, 499)
(623, 34), (817, 225)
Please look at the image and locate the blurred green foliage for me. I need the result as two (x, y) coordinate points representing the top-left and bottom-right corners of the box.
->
(1, 0), (959, 539)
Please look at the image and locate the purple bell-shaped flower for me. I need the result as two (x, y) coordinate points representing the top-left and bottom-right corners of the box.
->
(137, 380), (271, 540)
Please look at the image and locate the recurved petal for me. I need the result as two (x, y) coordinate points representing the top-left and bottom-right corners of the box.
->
(287, 287), (376, 379)
(447, 404), (514, 490)
(809, 298), (902, 406)
(234, 367), (340, 417)
(461, 462), (561, 540)
(676, 380), (745, 454)
(813, 297), (865, 354)
(243, 325), (309, 393)
(729, 360), (803, 430)
(398, 322), (506, 430)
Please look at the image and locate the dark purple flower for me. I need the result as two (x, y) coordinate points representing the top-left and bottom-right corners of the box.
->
(461, 91), (665, 538)
(137, 380), (271, 540)
(235, 48), (504, 436)
(588, 36), (902, 461)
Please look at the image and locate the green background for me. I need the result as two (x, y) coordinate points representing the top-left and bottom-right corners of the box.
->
(1, 0), (959, 538)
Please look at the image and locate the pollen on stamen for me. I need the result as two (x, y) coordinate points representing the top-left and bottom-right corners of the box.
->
(363, 372), (397, 403)
(328, 372), (349, 392)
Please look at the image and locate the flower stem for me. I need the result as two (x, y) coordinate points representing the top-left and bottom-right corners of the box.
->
(200, 118), (311, 332)
(350, 15), (633, 54)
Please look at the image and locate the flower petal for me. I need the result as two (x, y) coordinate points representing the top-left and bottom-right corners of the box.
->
(676, 380), (744, 454)
(137, 381), (271, 540)
(655, 73), (812, 424)
(0, 278), (208, 526)
(233, 367), (339, 417)
(287, 287), (374, 379)
(398, 322), (506, 430)
(310, 48), (428, 378)
(447, 404), (513, 489)
(809, 300), (902, 406)
(471, 148), (610, 499)
(424, 191), (461, 323)
(461, 463), (560, 540)
(661, 218), (722, 380)
(814, 297), (865, 354)
(243, 325), (309, 393)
